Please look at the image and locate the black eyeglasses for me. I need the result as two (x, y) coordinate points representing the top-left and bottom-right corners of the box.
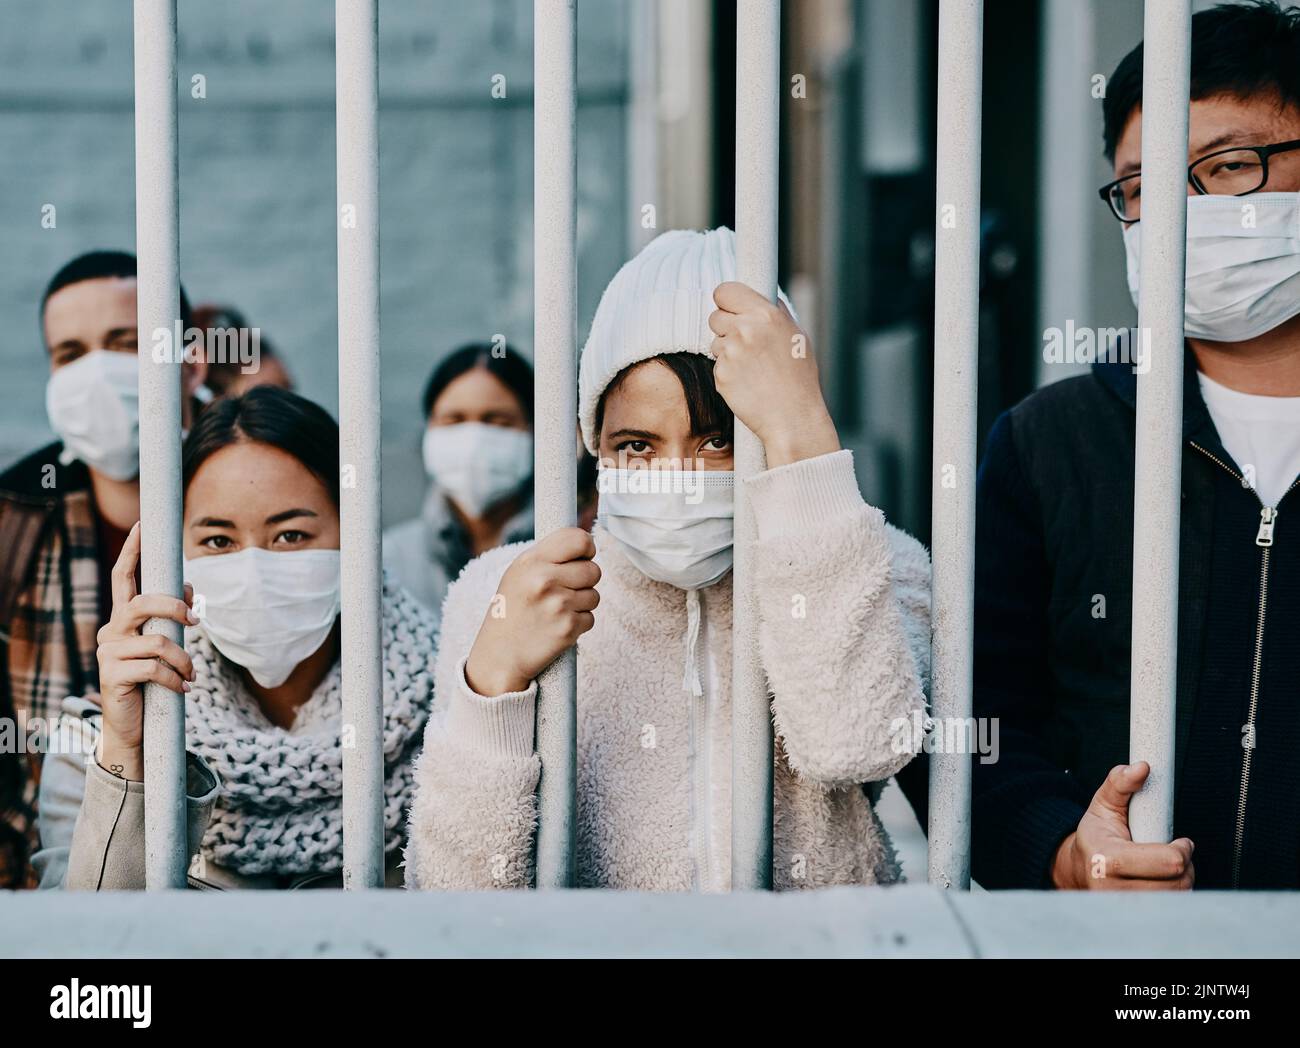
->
(1098, 138), (1300, 223)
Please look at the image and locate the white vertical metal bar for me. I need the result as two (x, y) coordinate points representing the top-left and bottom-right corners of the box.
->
(927, 0), (982, 891)
(658, 0), (715, 231)
(626, 0), (660, 253)
(1128, 0), (1191, 844)
(1036, 0), (1096, 386)
(731, 0), (780, 892)
(335, 0), (385, 888)
(533, 0), (579, 889)
(134, 0), (186, 890)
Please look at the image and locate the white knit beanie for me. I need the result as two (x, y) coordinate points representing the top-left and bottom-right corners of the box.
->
(578, 226), (795, 454)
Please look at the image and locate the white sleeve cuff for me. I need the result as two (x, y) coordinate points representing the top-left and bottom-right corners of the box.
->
(446, 656), (538, 759)
(744, 448), (871, 542)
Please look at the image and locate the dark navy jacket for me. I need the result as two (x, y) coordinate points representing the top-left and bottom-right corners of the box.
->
(899, 354), (1300, 889)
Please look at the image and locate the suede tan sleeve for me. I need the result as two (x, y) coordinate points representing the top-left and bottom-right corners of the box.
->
(64, 754), (220, 891)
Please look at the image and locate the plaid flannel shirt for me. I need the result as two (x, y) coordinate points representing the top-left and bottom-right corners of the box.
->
(0, 442), (102, 888)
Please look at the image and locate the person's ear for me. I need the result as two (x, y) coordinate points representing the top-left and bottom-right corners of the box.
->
(182, 356), (209, 397)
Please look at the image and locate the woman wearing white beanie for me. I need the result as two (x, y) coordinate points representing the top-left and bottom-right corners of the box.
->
(405, 227), (931, 891)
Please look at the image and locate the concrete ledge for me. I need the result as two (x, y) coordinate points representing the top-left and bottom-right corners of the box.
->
(948, 889), (1300, 959)
(1, 885), (1296, 958)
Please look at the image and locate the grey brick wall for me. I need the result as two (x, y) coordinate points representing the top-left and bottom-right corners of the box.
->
(0, 0), (631, 525)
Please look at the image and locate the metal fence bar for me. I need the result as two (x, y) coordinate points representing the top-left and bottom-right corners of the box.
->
(731, 0), (780, 893)
(533, 0), (579, 889)
(927, 0), (982, 891)
(1128, 0), (1191, 844)
(134, 0), (187, 890)
(626, 0), (659, 254)
(335, 0), (385, 888)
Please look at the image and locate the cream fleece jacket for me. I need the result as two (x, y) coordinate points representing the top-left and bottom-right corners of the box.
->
(404, 449), (931, 891)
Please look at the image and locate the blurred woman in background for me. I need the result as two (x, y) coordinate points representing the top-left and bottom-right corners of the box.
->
(35, 387), (435, 889)
(383, 343), (535, 621)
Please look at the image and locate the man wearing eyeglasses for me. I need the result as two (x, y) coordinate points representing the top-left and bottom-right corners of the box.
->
(912, 1), (1300, 891)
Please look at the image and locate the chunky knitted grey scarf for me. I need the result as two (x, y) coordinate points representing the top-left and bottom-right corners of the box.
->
(182, 580), (435, 876)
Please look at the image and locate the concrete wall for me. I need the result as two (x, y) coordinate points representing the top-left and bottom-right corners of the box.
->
(0, 0), (631, 525)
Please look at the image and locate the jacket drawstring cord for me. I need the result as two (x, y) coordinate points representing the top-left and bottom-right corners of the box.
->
(682, 588), (704, 697)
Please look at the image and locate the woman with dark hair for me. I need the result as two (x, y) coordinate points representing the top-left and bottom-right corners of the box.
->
(33, 386), (435, 889)
(383, 343), (535, 619)
(405, 229), (932, 892)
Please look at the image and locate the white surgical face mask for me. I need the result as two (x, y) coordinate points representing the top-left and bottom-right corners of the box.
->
(184, 547), (341, 689)
(422, 421), (533, 518)
(45, 349), (140, 480)
(597, 468), (734, 591)
(1124, 192), (1300, 343)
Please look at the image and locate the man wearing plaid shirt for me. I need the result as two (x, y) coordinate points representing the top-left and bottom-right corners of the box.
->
(0, 251), (203, 888)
